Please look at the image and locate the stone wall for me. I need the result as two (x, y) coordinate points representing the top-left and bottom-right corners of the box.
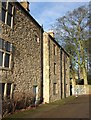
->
(0, 2), (43, 114)
(43, 32), (70, 103)
(43, 32), (61, 103)
(43, 33), (50, 103)
(72, 85), (91, 95)
(61, 49), (70, 98)
(49, 37), (61, 102)
(0, 1), (70, 116)
(65, 54), (70, 97)
(61, 50), (65, 98)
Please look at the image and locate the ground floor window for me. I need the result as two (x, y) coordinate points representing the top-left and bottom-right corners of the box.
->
(0, 83), (13, 100)
(0, 38), (13, 69)
(53, 83), (58, 95)
(0, 83), (5, 99)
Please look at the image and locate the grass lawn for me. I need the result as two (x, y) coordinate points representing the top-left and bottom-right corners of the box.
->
(2, 96), (75, 119)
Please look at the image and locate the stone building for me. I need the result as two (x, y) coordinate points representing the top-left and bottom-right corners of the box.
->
(0, 0), (70, 117)
(0, 1), (43, 116)
(61, 47), (70, 98)
(43, 32), (70, 103)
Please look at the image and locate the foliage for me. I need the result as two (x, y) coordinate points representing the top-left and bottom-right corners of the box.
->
(52, 4), (90, 84)
(12, 91), (34, 112)
(2, 91), (35, 117)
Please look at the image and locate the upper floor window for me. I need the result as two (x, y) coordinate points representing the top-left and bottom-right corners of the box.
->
(1, 2), (14, 28)
(2, 2), (6, 23)
(54, 63), (56, 75)
(34, 35), (40, 43)
(53, 44), (57, 55)
(0, 38), (13, 69)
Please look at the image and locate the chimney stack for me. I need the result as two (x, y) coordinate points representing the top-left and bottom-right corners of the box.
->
(20, 0), (30, 12)
(48, 30), (54, 38)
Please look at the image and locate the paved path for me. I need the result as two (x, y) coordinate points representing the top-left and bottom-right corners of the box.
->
(4, 95), (91, 119)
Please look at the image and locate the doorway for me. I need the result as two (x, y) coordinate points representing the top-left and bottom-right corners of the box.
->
(33, 86), (38, 102)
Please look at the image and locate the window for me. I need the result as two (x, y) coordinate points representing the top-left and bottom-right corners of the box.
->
(0, 83), (5, 100)
(2, 2), (6, 8)
(1, 2), (14, 28)
(2, 8), (6, 23)
(5, 41), (11, 52)
(34, 35), (39, 43)
(33, 86), (38, 102)
(0, 83), (13, 100)
(7, 83), (11, 99)
(0, 51), (3, 66)
(0, 38), (13, 69)
(54, 63), (56, 75)
(4, 53), (10, 67)
(53, 83), (57, 95)
(7, 2), (13, 26)
(53, 44), (57, 55)
(2, 2), (6, 23)
(0, 38), (4, 49)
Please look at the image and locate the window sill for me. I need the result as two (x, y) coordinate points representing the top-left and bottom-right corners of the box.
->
(0, 67), (11, 71)
(1, 21), (13, 30)
(53, 94), (58, 96)
(0, 81), (13, 83)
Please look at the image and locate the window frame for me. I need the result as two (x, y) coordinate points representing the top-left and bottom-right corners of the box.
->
(0, 82), (13, 100)
(0, 39), (12, 70)
(1, 1), (14, 28)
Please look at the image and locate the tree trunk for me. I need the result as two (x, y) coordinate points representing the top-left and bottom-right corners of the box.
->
(80, 40), (88, 85)
(77, 25), (88, 85)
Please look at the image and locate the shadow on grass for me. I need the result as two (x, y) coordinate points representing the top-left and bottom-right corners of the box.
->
(2, 96), (75, 120)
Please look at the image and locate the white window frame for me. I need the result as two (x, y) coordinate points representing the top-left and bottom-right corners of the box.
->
(0, 82), (13, 100)
(0, 39), (12, 70)
(2, 1), (14, 28)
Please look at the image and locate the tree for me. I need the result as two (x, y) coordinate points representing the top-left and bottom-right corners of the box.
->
(52, 5), (90, 85)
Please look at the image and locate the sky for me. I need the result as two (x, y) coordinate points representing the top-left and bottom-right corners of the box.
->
(18, 0), (90, 31)
(29, 2), (89, 31)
